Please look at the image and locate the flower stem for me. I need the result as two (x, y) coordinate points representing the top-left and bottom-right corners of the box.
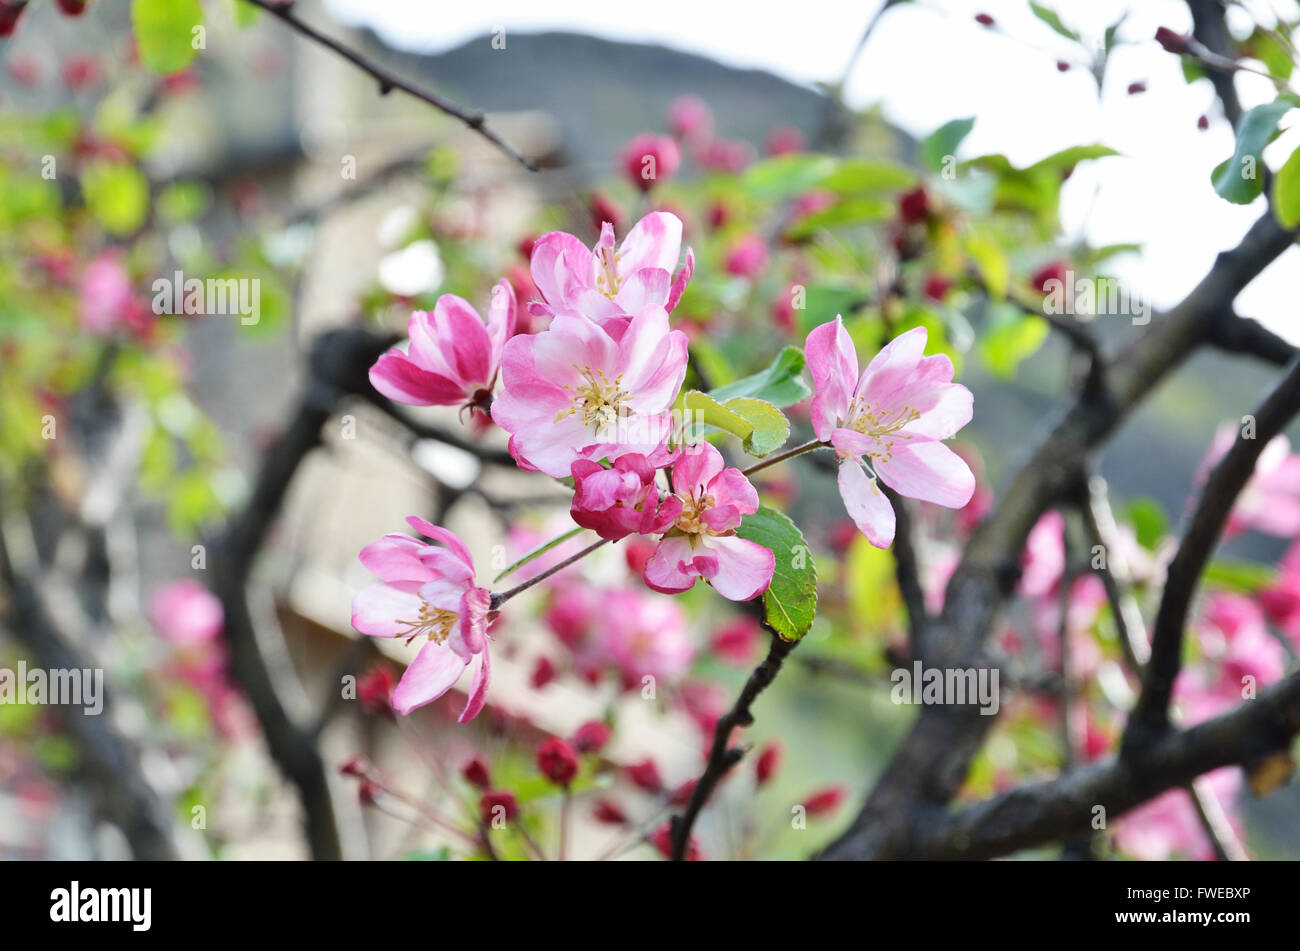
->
(740, 439), (826, 477)
(490, 538), (611, 608)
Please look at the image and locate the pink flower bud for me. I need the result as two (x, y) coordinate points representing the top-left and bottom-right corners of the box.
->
(479, 790), (519, 824)
(802, 786), (846, 816)
(755, 743), (782, 786)
(461, 755), (491, 789)
(667, 94), (713, 143)
(1154, 27), (1192, 55)
(530, 656), (557, 690)
(537, 738), (580, 787)
(572, 720), (612, 754)
(627, 758), (663, 793)
(724, 233), (769, 279)
(593, 799), (628, 824)
(620, 132), (681, 192)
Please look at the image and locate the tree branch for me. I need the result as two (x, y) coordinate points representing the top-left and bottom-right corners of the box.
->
(669, 626), (798, 860)
(244, 0), (538, 171)
(1125, 354), (1300, 751)
(903, 668), (1300, 860)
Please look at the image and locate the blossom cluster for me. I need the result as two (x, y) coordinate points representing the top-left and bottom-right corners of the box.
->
(354, 209), (975, 719)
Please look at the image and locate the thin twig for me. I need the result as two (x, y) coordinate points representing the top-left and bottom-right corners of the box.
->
(244, 0), (538, 171)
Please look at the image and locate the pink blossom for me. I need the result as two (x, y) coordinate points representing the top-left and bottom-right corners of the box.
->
(620, 132), (681, 191)
(667, 94), (713, 143)
(570, 450), (681, 540)
(766, 124), (806, 156)
(697, 138), (755, 173)
(527, 212), (694, 321)
(1197, 423), (1300, 537)
(805, 318), (975, 547)
(79, 252), (134, 335)
(1019, 511), (1065, 599)
(491, 306), (689, 478)
(1114, 767), (1242, 860)
(711, 616), (761, 665)
(369, 279), (516, 414)
(1196, 592), (1284, 699)
(350, 517), (492, 720)
(598, 589), (694, 684)
(148, 580), (223, 645)
(724, 233), (769, 279)
(1260, 539), (1300, 647)
(643, 442), (775, 601)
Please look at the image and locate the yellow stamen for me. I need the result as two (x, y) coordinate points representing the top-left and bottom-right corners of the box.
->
(393, 601), (459, 646)
(555, 365), (631, 435)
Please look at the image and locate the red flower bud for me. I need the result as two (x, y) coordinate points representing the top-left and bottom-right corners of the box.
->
(461, 755), (491, 789)
(1056, 60), (1071, 72)
(0, 1), (29, 38)
(358, 781), (380, 806)
(670, 779), (697, 807)
(974, 12), (995, 27)
(516, 233), (537, 261)
(802, 786), (846, 816)
(650, 822), (701, 860)
(1030, 260), (1068, 293)
(530, 655), (557, 690)
(589, 192), (624, 235)
(357, 664), (396, 716)
(593, 798), (628, 825)
(923, 273), (954, 303)
(1127, 81), (1147, 95)
(55, 0), (88, 14)
(1154, 27), (1192, 55)
(619, 132), (681, 192)
(572, 720), (612, 754)
(1197, 114), (1210, 131)
(479, 790), (519, 825)
(898, 186), (930, 225)
(755, 743), (782, 787)
(339, 755), (369, 778)
(537, 737), (580, 787)
(627, 758), (663, 793)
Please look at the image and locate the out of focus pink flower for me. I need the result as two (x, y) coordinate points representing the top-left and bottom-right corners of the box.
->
(697, 138), (754, 173)
(1018, 511), (1065, 599)
(79, 252), (134, 335)
(1197, 423), (1300, 538)
(572, 720), (612, 754)
(650, 821), (701, 860)
(802, 786), (847, 816)
(766, 124), (806, 156)
(1113, 767), (1241, 860)
(667, 94), (713, 144)
(711, 617), (760, 666)
(620, 132), (681, 191)
(724, 233), (769, 279)
(755, 742), (782, 786)
(598, 589), (694, 685)
(149, 580), (223, 645)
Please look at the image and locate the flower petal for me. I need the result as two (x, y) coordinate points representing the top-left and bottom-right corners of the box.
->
(705, 535), (775, 601)
(875, 440), (976, 509)
(406, 516), (476, 570)
(838, 461), (895, 548)
(369, 350), (467, 407)
(805, 316), (858, 440)
(392, 642), (469, 715)
(618, 212), (683, 274)
(458, 642), (491, 723)
(358, 533), (437, 583)
(351, 580), (426, 638)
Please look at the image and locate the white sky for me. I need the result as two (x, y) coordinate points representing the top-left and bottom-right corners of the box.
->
(324, 0), (1300, 342)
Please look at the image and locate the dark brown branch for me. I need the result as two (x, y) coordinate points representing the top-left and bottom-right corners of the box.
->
(880, 484), (927, 645)
(361, 393), (519, 468)
(1187, 0), (1244, 127)
(1125, 354), (1300, 752)
(670, 627), (798, 860)
(819, 208), (1297, 860)
(243, 0), (538, 171)
(902, 668), (1300, 860)
(1209, 312), (1297, 366)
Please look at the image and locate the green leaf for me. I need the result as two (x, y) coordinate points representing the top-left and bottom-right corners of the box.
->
(979, 303), (1048, 378)
(1272, 145), (1300, 228)
(1213, 100), (1294, 204)
(785, 197), (892, 239)
(1202, 560), (1275, 594)
(132, 0), (204, 74)
(818, 158), (915, 194)
(81, 161), (149, 236)
(232, 0), (261, 28)
(1025, 144), (1119, 175)
(707, 346), (811, 407)
(736, 506), (817, 641)
(1029, 2), (1078, 41)
(963, 232), (1009, 299)
(683, 390), (754, 443)
(688, 335), (736, 388)
(1243, 28), (1294, 81)
(494, 526), (584, 583)
(740, 154), (837, 198)
(1123, 498), (1166, 550)
(725, 397), (789, 457)
(919, 117), (975, 174)
(1104, 14), (1127, 53)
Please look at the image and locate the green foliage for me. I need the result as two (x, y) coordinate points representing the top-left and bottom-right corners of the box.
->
(1029, 2), (1079, 42)
(920, 117), (975, 173)
(132, 0), (205, 74)
(1213, 100), (1295, 204)
(707, 346), (811, 407)
(81, 161), (149, 236)
(736, 507), (817, 641)
(1272, 145), (1300, 228)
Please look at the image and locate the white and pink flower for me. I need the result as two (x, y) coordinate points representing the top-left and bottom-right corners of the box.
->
(491, 305), (688, 478)
(528, 212), (694, 320)
(570, 450), (681, 540)
(369, 280), (516, 415)
(805, 318), (975, 548)
(351, 518), (492, 719)
(643, 443), (775, 601)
